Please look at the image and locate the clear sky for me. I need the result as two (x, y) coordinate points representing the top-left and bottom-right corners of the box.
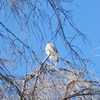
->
(72, 0), (100, 76)
(0, 0), (100, 78)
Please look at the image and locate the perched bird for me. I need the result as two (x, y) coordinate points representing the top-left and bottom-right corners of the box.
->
(45, 43), (59, 62)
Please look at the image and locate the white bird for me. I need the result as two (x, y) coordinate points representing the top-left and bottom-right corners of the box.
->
(45, 43), (59, 62)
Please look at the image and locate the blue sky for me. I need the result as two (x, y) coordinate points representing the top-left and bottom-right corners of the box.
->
(0, 0), (100, 77)
(72, 0), (100, 75)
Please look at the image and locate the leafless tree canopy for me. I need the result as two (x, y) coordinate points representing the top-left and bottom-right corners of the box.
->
(0, 0), (100, 100)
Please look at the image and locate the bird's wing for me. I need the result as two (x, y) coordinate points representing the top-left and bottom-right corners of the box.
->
(50, 45), (57, 53)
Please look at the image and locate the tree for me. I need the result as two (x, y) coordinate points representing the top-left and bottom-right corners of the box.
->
(0, 0), (100, 100)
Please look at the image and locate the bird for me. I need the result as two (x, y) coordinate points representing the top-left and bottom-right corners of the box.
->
(45, 43), (59, 62)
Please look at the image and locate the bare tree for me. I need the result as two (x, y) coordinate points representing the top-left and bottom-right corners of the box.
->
(0, 0), (100, 100)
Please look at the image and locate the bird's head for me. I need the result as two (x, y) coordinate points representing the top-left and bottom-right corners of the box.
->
(46, 42), (54, 47)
